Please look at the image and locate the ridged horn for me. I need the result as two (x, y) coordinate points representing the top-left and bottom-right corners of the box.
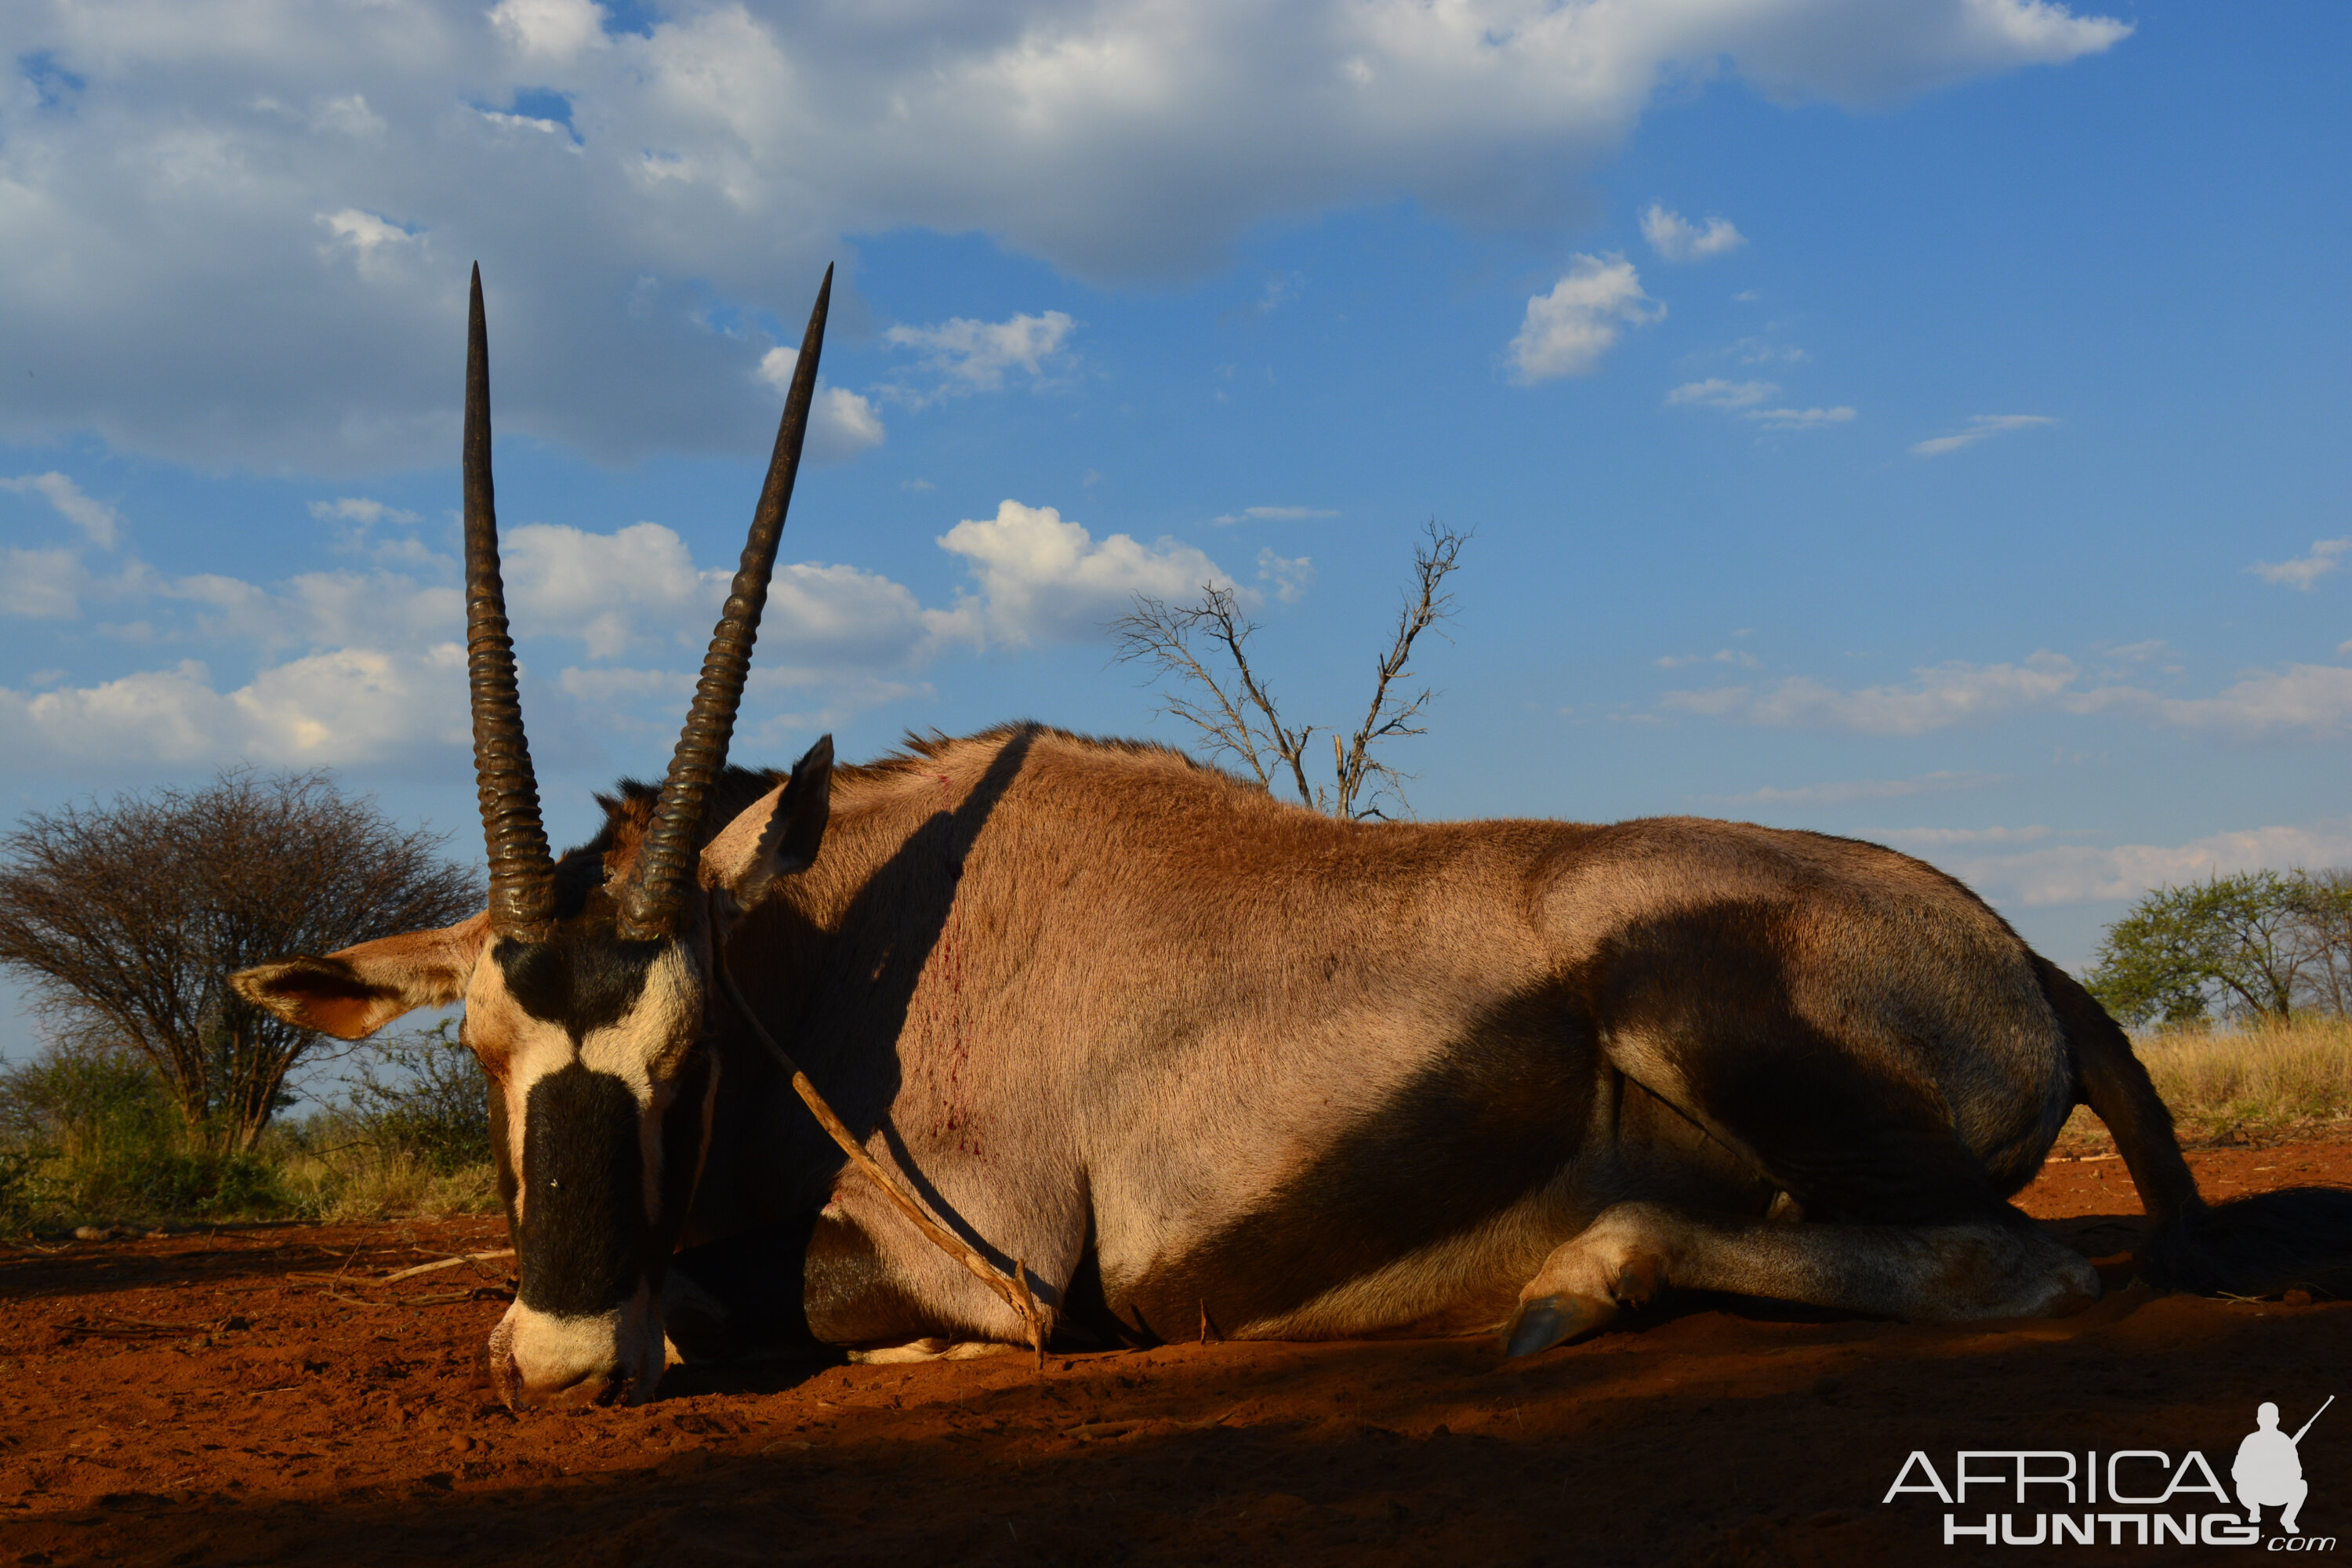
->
(616, 264), (833, 941)
(463, 264), (557, 941)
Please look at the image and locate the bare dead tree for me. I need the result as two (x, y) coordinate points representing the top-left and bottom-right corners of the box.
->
(1112, 521), (1468, 820)
(0, 771), (481, 1151)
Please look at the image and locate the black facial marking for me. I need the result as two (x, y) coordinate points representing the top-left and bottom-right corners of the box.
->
(1116, 984), (1602, 1341)
(495, 931), (664, 1035)
(518, 1064), (647, 1316)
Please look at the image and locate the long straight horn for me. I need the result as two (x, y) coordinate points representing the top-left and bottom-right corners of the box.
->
(616, 264), (833, 941)
(463, 263), (557, 940)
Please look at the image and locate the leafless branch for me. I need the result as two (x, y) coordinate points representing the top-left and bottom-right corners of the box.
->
(1330, 521), (1468, 820)
(1111, 522), (1469, 820)
(1112, 586), (1320, 808)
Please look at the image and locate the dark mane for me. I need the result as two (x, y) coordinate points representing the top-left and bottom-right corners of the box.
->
(833, 720), (1229, 789)
(550, 764), (784, 921)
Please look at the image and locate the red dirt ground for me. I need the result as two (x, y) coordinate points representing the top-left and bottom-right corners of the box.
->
(5, 1138), (2348, 1567)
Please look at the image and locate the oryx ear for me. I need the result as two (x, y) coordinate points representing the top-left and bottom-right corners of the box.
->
(706, 735), (833, 909)
(231, 913), (492, 1040)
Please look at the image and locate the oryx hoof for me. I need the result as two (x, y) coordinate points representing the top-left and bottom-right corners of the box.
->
(1500, 1293), (1617, 1358)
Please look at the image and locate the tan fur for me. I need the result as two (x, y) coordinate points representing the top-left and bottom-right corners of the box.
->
(698, 724), (2084, 1349)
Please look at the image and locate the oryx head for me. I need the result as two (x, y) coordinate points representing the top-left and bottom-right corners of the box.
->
(234, 265), (837, 1410)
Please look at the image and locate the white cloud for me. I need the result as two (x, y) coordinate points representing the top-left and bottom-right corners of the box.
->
(1665, 379), (1777, 409)
(1704, 770), (2008, 808)
(935, 500), (1232, 646)
(0, 496), (1249, 773)
(308, 497), (420, 527)
(2, 546), (86, 619)
(1743, 405), (1855, 430)
(2140, 663), (2352, 737)
(488, 0), (610, 60)
(1640, 204), (1744, 262)
(1910, 413), (2057, 456)
(2, 472), (122, 547)
(1729, 337), (1809, 365)
(0, 0), (2128, 470)
(1213, 505), (1341, 525)
(1664, 652), (2352, 739)
(1656, 648), (1759, 670)
(881, 312), (1079, 403)
(2250, 537), (2351, 590)
(1923, 820), (2352, 909)
(1878, 824), (2054, 849)
(1258, 548), (1314, 604)
(0, 648), (472, 771)
(751, 351), (887, 462)
(1508, 255), (1663, 383)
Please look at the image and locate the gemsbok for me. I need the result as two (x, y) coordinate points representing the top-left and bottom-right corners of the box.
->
(234, 267), (2352, 1410)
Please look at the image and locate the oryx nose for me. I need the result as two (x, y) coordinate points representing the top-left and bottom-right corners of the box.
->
(511, 1364), (619, 1412)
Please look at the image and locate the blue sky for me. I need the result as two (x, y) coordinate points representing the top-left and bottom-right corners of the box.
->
(4, 1), (2349, 1063)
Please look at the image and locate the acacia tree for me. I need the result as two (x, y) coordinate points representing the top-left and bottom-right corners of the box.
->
(0, 771), (480, 1150)
(2085, 870), (2329, 1026)
(1112, 521), (1468, 820)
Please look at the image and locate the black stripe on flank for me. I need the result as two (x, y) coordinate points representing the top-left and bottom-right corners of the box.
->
(518, 1065), (647, 1316)
(1114, 985), (1601, 1341)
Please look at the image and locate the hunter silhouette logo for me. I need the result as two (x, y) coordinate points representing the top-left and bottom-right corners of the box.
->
(1881, 1396), (2334, 1548)
(2236, 1396), (2330, 1536)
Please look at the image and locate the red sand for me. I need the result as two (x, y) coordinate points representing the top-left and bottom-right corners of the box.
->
(5, 1136), (2347, 1566)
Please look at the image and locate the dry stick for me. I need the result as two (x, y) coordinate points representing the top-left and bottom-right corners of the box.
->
(710, 942), (1047, 1365)
(380, 1250), (514, 1285)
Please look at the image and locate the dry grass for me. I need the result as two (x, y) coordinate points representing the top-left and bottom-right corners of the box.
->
(2, 1134), (498, 1232)
(270, 1145), (499, 1222)
(2057, 1014), (2352, 1155)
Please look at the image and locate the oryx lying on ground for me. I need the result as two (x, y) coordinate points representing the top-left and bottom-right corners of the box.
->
(235, 269), (2352, 1410)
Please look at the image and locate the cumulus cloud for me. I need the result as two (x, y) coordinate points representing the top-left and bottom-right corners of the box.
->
(880, 312), (1079, 404)
(0, 0), (2128, 470)
(2250, 537), (2351, 591)
(750, 350), (887, 461)
(2, 491), (1251, 773)
(1508, 255), (1662, 382)
(2, 547), (87, 619)
(1665, 379), (1777, 409)
(1922, 820), (2352, 909)
(1640, 204), (1744, 262)
(0, 648), (473, 771)
(935, 500), (1232, 646)
(2, 472), (122, 547)
(1258, 549), (1315, 604)
(1910, 413), (2057, 456)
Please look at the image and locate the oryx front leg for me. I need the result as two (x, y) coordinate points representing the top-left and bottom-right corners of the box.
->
(1501, 1200), (2103, 1357)
(1501, 1201), (1677, 1356)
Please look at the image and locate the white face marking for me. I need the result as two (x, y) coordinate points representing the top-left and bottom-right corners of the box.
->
(466, 942), (706, 1227)
(490, 1277), (665, 1407)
